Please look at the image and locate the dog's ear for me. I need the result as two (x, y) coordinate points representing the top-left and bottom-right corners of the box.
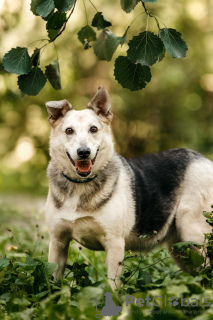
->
(87, 86), (113, 123)
(45, 99), (72, 126)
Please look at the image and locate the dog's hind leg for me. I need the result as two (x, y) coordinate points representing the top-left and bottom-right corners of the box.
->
(104, 237), (125, 290)
(167, 205), (212, 272)
(48, 235), (71, 279)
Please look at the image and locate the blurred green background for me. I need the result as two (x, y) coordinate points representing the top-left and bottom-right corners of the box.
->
(0, 0), (213, 196)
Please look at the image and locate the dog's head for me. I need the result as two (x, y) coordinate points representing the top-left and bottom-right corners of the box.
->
(46, 86), (114, 179)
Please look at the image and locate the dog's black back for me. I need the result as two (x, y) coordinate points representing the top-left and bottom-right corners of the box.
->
(125, 148), (203, 235)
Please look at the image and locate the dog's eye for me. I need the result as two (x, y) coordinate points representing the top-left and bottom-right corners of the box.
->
(90, 126), (98, 133)
(65, 128), (73, 135)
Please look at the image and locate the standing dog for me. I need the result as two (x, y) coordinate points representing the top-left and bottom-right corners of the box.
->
(45, 86), (212, 289)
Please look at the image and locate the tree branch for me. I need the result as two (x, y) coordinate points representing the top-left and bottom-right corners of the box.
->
(49, 0), (77, 43)
(141, 1), (148, 14)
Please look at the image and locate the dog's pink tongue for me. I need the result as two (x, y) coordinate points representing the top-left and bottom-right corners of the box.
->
(75, 160), (92, 172)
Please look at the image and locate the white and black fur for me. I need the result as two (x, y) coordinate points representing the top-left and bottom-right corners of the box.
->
(45, 86), (213, 289)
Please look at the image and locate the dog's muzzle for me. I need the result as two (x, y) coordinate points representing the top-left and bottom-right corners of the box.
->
(66, 149), (99, 177)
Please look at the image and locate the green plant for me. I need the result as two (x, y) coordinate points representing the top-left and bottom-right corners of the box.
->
(2, 0), (188, 96)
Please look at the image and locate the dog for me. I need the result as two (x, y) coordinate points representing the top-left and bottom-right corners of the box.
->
(45, 86), (213, 289)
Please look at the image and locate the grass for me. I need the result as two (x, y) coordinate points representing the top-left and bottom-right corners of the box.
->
(0, 195), (213, 320)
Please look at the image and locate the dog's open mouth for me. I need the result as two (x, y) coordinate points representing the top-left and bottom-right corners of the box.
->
(66, 150), (99, 177)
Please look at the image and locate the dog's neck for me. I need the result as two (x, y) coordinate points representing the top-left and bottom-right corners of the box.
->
(47, 151), (121, 192)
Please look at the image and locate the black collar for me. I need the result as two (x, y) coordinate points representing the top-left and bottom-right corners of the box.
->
(61, 171), (98, 184)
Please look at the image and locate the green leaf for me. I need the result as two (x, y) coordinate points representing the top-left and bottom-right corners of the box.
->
(25, 255), (40, 265)
(54, 0), (75, 12)
(46, 11), (66, 30)
(13, 298), (31, 307)
(45, 59), (62, 90)
(35, 291), (49, 299)
(91, 12), (112, 30)
(120, 26), (130, 46)
(127, 31), (164, 66)
(160, 28), (188, 58)
(18, 67), (47, 96)
(190, 250), (204, 269)
(31, 48), (40, 66)
(30, 0), (40, 15)
(143, 0), (157, 2)
(158, 47), (166, 62)
(3, 47), (32, 75)
(43, 262), (58, 277)
(77, 26), (96, 48)
(114, 56), (152, 91)
(138, 269), (152, 284)
(93, 29), (120, 61)
(0, 258), (9, 271)
(47, 28), (60, 40)
(120, 0), (140, 13)
(42, 9), (54, 21)
(36, 0), (55, 18)
(172, 241), (202, 251)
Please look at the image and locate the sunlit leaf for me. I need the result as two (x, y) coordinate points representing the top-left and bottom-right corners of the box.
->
(172, 242), (202, 251)
(3, 47), (32, 75)
(127, 31), (164, 66)
(0, 258), (9, 271)
(18, 67), (47, 96)
(120, 26), (130, 46)
(114, 56), (152, 91)
(138, 269), (152, 284)
(93, 29), (120, 61)
(45, 59), (62, 90)
(31, 48), (40, 66)
(190, 251), (204, 269)
(36, 0), (55, 18)
(47, 28), (60, 40)
(91, 12), (112, 30)
(43, 262), (58, 277)
(77, 26), (96, 48)
(54, 0), (75, 12)
(120, 0), (140, 13)
(46, 11), (66, 30)
(30, 0), (40, 15)
(160, 28), (188, 58)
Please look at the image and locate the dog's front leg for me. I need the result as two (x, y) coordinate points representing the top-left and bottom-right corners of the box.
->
(48, 236), (70, 279)
(104, 237), (125, 290)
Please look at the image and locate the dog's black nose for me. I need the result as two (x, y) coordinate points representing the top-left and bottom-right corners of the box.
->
(77, 147), (91, 159)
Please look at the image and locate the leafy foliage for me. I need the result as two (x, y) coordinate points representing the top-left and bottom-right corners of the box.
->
(127, 31), (164, 66)
(120, 0), (140, 13)
(91, 12), (112, 30)
(3, 47), (32, 75)
(31, 48), (40, 66)
(45, 59), (62, 90)
(114, 56), (152, 91)
(30, 0), (40, 15)
(46, 11), (66, 30)
(160, 28), (188, 58)
(18, 67), (47, 96)
(93, 29), (120, 61)
(54, 0), (75, 12)
(0, 204), (213, 318)
(36, 0), (55, 18)
(78, 25), (97, 49)
(3, 0), (188, 94)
